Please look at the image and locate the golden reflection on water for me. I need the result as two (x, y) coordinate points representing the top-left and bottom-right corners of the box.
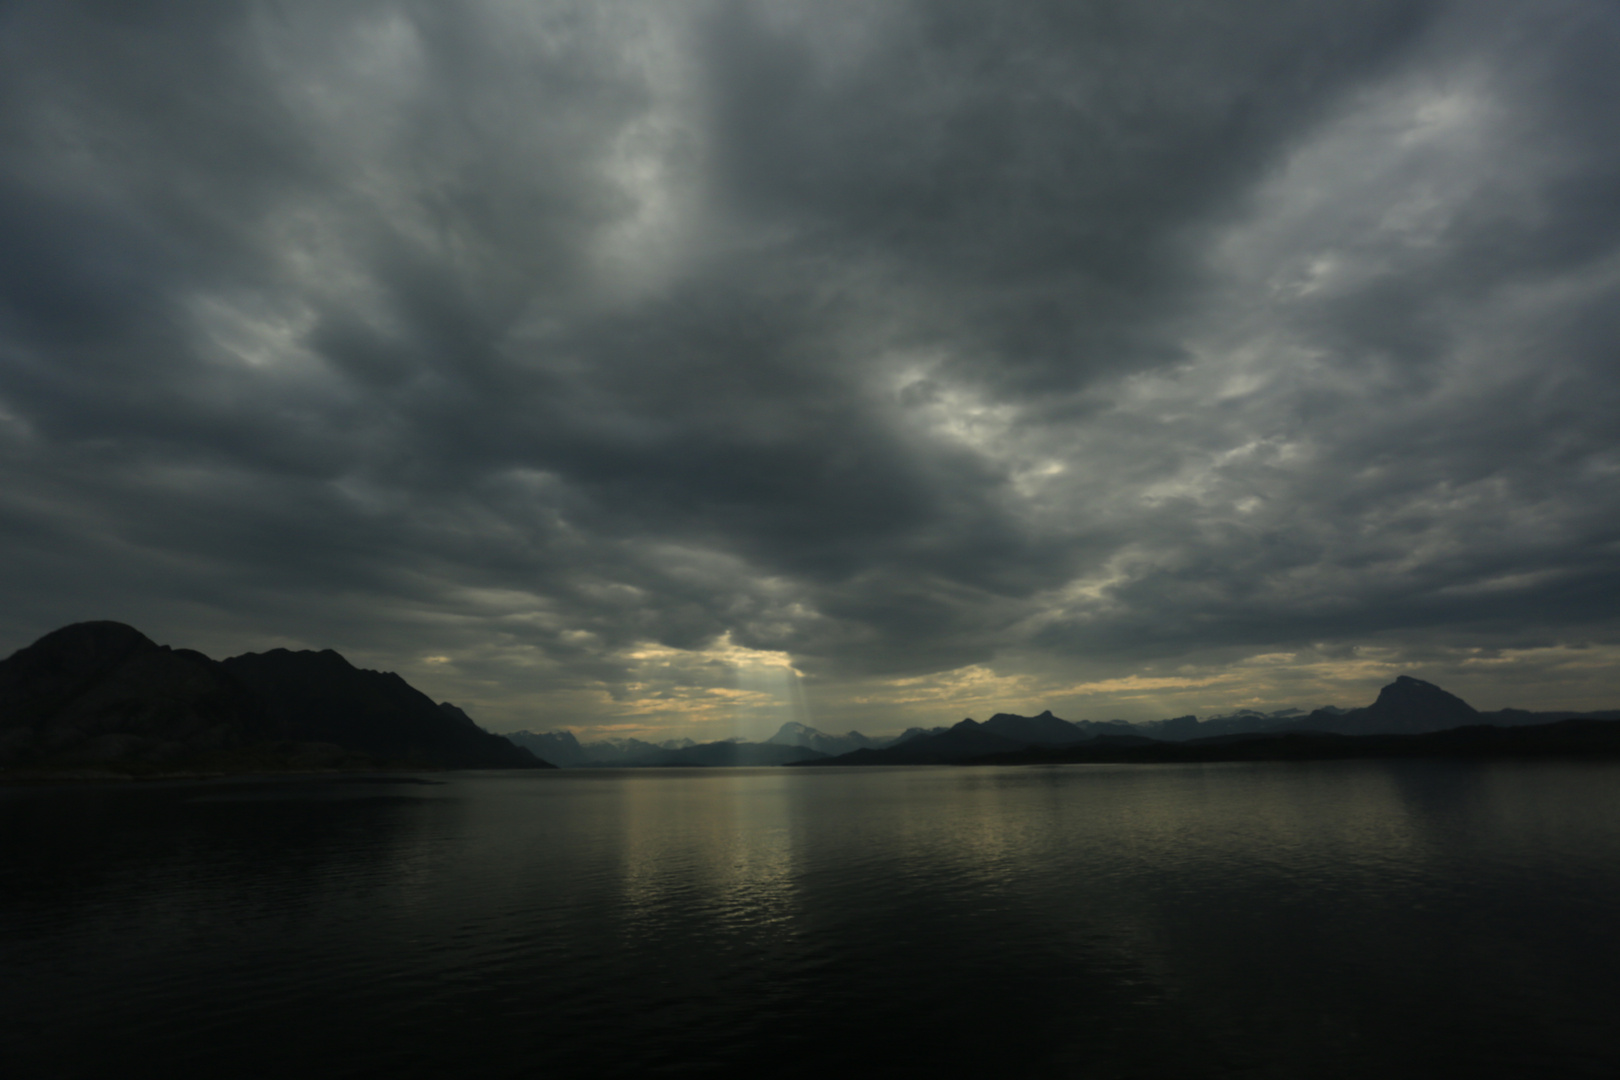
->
(615, 771), (801, 945)
(601, 763), (1454, 914)
(570, 761), (1620, 936)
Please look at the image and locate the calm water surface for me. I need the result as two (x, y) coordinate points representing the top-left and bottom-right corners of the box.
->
(4, 762), (1618, 1078)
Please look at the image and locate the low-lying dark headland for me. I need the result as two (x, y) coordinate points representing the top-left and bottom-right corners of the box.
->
(0, 621), (553, 779)
(952, 720), (1620, 766)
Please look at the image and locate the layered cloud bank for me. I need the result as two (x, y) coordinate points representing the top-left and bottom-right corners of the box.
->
(1, 1), (1617, 737)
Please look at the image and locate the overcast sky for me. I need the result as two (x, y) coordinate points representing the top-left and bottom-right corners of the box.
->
(2, 1), (1618, 738)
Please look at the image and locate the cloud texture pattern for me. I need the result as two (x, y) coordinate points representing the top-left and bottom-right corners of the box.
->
(1, 1), (1617, 733)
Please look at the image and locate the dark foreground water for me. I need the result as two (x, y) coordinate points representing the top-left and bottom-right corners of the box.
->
(4, 762), (1618, 1078)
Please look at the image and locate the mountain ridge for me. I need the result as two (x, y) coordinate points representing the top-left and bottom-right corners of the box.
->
(503, 727), (828, 767)
(789, 678), (1620, 767)
(0, 622), (549, 775)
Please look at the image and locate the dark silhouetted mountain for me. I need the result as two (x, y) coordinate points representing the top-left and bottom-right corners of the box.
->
(981, 710), (1091, 745)
(221, 648), (543, 769)
(792, 718), (1030, 766)
(1293, 675), (1478, 735)
(437, 702), (481, 729)
(1127, 685), (1489, 743)
(0, 622), (549, 774)
(0, 622), (264, 769)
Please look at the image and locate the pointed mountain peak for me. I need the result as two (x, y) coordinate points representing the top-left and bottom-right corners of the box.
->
(1375, 675), (1472, 709)
(1343, 675), (1479, 733)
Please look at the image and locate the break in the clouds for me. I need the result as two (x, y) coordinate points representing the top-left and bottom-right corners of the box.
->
(2, 0), (1618, 737)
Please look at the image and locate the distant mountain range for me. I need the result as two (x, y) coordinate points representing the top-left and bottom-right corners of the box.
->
(517, 675), (1601, 769)
(503, 728), (833, 768)
(11, 622), (1615, 776)
(502, 717), (912, 767)
(0, 622), (549, 776)
(788, 676), (1620, 767)
(507, 674), (1620, 769)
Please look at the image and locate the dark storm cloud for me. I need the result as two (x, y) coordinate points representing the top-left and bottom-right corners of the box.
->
(1, 0), (1616, 729)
